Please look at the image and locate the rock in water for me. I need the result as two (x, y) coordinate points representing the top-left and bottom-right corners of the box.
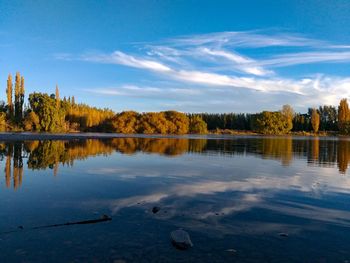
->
(170, 229), (193, 250)
(152, 206), (160, 214)
(226, 248), (237, 254)
(101, 214), (111, 220)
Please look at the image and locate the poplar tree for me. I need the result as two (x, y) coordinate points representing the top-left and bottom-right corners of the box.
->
(14, 72), (21, 122)
(281, 104), (294, 132)
(338, 98), (350, 134)
(311, 108), (320, 133)
(55, 85), (60, 108)
(20, 76), (25, 120)
(6, 74), (13, 118)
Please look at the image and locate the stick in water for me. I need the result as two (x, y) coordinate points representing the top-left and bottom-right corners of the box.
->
(0, 215), (112, 235)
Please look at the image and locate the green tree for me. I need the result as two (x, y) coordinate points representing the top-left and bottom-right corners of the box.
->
(20, 76), (25, 121)
(189, 115), (207, 134)
(14, 72), (21, 122)
(255, 111), (290, 134)
(318, 105), (337, 131)
(281, 104), (294, 132)
(28, 93), (65, 132)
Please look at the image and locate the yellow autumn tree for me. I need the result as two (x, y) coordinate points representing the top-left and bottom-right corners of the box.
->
(338, 98), (350, 134)
(311, 108), (320, 133)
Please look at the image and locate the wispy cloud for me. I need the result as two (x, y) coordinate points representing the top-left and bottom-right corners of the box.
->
(198, 47), (272, 76)
(53, 53), (75, 61)
(85, 76), (350, 113)
(57, 30), (350, 111)
(85, 85), (201, 99)
(82, 51), (172, 72)
(261, 51), (350, 67)
(81, 51), (304, 94)
(165, 31), (326, 48)
(83, 162), (350, 227)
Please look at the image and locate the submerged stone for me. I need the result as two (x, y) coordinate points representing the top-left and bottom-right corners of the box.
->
(170, 229), (193, 250)
(101, 214), (111, 220)
(152, 206), (160, 214)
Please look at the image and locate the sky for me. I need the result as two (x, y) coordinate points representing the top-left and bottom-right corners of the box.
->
(1, 0), (350, 113)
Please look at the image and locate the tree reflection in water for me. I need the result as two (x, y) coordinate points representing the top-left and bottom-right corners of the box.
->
(1, 137), (350, 189)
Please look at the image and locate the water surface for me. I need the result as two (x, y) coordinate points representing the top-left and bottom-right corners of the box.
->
(1, 136), (350, 262)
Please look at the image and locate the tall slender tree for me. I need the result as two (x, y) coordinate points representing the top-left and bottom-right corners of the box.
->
(311, 108), (320, 133)
(281, 104), (294, 132)
(55, 85), (60, 108)
(14, 72), (21, 122)
(338, 98), (350, 134)
(19, 76), (25, 120)
(6, 74), (13, 118)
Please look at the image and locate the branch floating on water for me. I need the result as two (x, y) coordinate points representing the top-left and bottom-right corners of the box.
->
(0, 215), (112, 235)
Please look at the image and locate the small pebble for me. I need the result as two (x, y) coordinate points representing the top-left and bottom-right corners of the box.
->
(170, 229), (193, 250)
(152, 206), (160, 214)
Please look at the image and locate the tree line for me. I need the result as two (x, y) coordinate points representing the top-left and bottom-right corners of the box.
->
(198, 101), (350, 135)
(1, 72), (350, 135)
(1, 73), (207, 134)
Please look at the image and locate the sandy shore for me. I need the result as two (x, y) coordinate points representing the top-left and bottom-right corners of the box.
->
(0, 132), (210, 141)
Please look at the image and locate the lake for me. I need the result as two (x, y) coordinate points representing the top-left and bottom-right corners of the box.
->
(0, 136), (350, 262)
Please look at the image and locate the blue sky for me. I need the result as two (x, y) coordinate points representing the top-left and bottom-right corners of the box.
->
(1, 0), (350, 113)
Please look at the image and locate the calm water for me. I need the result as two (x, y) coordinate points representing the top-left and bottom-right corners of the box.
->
(1, 136), (350, 262)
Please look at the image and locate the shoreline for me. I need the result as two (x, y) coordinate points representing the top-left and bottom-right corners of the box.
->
(0, 132), (348, 141)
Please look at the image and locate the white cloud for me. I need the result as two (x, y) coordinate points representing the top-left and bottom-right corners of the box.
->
(82, 51), (172, 72)
(85, 85), (201, 99)
(59, 30), (350, 111)
(166, 31), (325, 48)
(53, 53), (74, 61)
(199, 47), (272, 76)
(81, 51), (305, 94)
(174, 70), (306, 94)
(84, 75), (350, 113)
(81, 162), (350, 226)
(262, 51), (350, 67)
